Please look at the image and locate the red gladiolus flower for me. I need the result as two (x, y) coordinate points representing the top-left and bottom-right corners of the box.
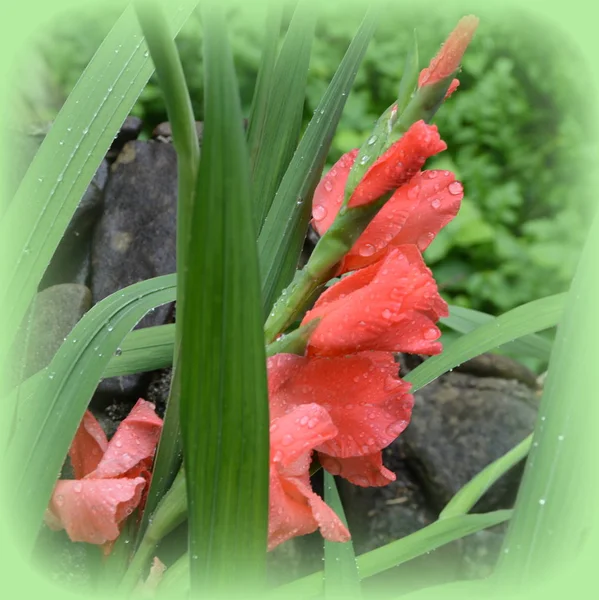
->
(268, 352), (413, 490)
(313, 153), (463, 273)
(301, 246), (448, 357)
(268, 402), (350, 550)
(312, 121), (446, 221)
(45, 399), (163, 546)
(418, 15), (479, 99)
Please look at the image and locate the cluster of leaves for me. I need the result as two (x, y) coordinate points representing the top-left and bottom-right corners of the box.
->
(28, 4), (590, 318)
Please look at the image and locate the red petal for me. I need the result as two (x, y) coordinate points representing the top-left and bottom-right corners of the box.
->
(312, 149), (358, 235)
(267, 352), (413, 459)
(348, 121), (446, 208)
(339, 170), (463, 273)
(319, 451), (396, 487)
(46, 477), (146, 544)
(303, 247), (448, 356)
(90, 399), (162, 480)
(270, 403), (338, 473)
(69, 411), (109, 479)
(268, 468), (350, 551)
(418, 16), (479, 87)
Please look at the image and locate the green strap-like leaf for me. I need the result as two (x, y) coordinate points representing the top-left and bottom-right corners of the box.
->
(4, 275), (176, 555)
(406, 294), (566, 392)
(442, 302), (557, 361)
(277, 510), (512, 599)
(0, 0), (198, 367)
(439, 434), (533, 520)
(258, 5), (380, 316)
(179, 3), (269, 594)
(323, 472), (362, 600)
(250, 0), (316, 233)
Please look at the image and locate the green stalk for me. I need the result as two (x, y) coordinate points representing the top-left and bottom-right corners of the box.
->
(132, 0), (200, 542)
(119, 469), (188, 594)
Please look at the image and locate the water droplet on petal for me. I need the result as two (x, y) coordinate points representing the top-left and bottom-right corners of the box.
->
(426, 171), (438, 179)
(74, 482), (82, 493)
(313, 205), (327, 221)
(448, 181), (463, 195)
(382, 309), (392, 320)
(299, 416), (309, 426)
(431, 199), (441, 209)
(424, 327), (438, 340)
(307, 418), (318, 429)
(323, 181), (333, 192)
(55, 494), (65, 506)
(281, 434), (294, 446)
(359, 244), (376, 257)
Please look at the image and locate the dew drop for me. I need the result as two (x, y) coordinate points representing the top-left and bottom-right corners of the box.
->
(323, 180), (333, 192)
(367, 135), (378, 146)
(382, 308), (392, 320)
(359, 244), (376, 257)
(48, 372), (55, 380)
(448, 181), (463, 195)
(281, 434), (294, 446)
(431, 199), (441, 209)
(313, 205), (327, 221)
(115, 347), (122, 356)
(299, 416), (309, 426)
(426, 171), (438, 179)
(359, 154), (370, 165)
(74, 482), (82, 493)
(115, 440), (123, 448)
(307, 418), (318, 429)
(539, 498), (546, 506)
(55, 494), (65, 506)
(107, 325), (114, 332)
(424, 327), (438, 340)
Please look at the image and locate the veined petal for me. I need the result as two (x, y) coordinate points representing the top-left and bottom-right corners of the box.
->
(46, 477), (146, 545)
(319, 451), (396, 487)
(90, 399), (162, 479)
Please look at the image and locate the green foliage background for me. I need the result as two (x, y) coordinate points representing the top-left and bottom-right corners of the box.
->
(17, 1), (592, 316)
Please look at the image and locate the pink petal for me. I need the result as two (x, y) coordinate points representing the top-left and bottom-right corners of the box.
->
(90, 399), (162, 479)
(312, 149), (358, 233)
(270, 403), (338, 474)
(303, 247), (448, 357)
(267, 352), (413, 459)
(319, 452), (396, 487)
(339, 170), (463, 273)
(46, 477), (146, 544)
(69, 411), (108, 480)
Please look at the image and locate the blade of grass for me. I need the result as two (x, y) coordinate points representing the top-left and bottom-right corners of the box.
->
(258, 5), (380, 316)
(406, 294), (566, 393)
(3, 275), (176, 555)
(0, 0), (198, 367)
(276, 510), (512, 599)
(495, 206), (599, 587)
(180, 3), (269, 594)
(323, 472), (362, 600)
(442, 303), (558, 361)
(132, 0), (200, 546)
(439, 434), (533, 520)
(249, 0), (316, 233)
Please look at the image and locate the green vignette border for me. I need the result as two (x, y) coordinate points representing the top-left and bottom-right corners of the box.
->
(0, 0), (597, 599)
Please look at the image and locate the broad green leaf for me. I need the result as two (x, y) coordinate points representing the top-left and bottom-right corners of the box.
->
(132, 0), (200, 547)
(4, 275), (176, 555)
(495, 205), (599, 585)
(258, 5), (380, 316)
(277, 510), (512, 599)
(323, 472), (362, 600)
(406, 294), (566, 392)
(250, 0), (315, 232)
(439, 434), (532, 520)
(0, 0), (198, 367)
(179, 3), (268, 594)
(442, 302), (558, 361)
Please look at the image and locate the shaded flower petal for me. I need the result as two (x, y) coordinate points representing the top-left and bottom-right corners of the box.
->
(267, 352), (413, 459)
(268, 468), (350, 551)
(339, 170), (463, 273)
(46, 477), (146, 544)
(303, 246), (448, 356)
(319, 452), (396, 487)
(90, 399), (162, 480)
(270, 403), (338, 473)
(69, 411), (109, 480)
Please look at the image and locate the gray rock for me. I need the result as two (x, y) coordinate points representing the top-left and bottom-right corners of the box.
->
(11, 284), (92, 383)
(91, 140), (178, 403)
(106, 115), (144, 163)
(400, 371), (537, 513)
(41, 160), (109, 289)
